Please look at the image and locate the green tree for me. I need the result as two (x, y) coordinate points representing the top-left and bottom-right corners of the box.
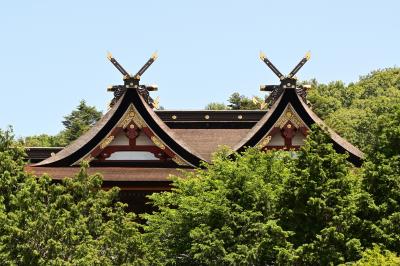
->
(0, 127), (149, 265)
(143, 148), (294, 265)
(307, 80), (345, 118)
(350, 245), (400, 266)
(307, 68), (400, 151)
(23, 100), (102, 147)
(361, 107), (400, 251)
(60, 100), (103, 144)
(205, 102), (228, 110)
(277, 126), (364, 265)
(23, 133), (65, 147)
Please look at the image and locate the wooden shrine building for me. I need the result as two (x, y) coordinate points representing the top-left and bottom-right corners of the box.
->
(26, 52), (364, 212)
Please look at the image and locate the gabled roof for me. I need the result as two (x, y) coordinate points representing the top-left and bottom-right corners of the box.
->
(232, 87), (364, 166)
(34, 88), (206, 168)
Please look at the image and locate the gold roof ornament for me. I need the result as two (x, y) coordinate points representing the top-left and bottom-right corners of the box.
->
(152, 96), (160, 109)
(305, 51), (311, 61)
(151, 51), (158, 60)
(259, 51), (266, 61)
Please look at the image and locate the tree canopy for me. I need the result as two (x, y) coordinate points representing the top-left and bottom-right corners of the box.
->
(308, 68), (400, 151)
(0, 128), (149, 265)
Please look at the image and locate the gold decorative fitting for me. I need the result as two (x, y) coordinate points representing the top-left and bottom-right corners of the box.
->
(129, 124), (135, 129)
(100, 135), (114, 149)
(153, 96), (160, 109)
(276, 107), (304, 129)
(151, 51), (158, 60)
(151, 136), (165, 150)
(106, 51), (113, 60)
(257, 135), (272, 149)
(252, 97), (259, 105)
(50, 152), (55, 157)
(238, 115), (243, 120)
(172, 156), (188, 166)
(172, 115), (177, 120)
(305, 51), (311, 61)
(204, 115), (210, 120)
(260, 102), (267, 110)
(120, 105), (145, 129)
(259, 51), (266, 60)
(287, 124), (292, 128)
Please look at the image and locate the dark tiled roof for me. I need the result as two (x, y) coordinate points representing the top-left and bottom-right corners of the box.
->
(172, 129), (250, 161)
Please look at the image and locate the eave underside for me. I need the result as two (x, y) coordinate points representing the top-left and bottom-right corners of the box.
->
(26, 166), (188, 183)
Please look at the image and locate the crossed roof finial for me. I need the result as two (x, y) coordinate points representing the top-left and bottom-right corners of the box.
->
(259, 51), (311, 82)
(259, 51), (311, 106)
(106, 52), (159, 108)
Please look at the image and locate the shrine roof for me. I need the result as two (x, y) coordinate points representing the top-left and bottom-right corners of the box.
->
(232, 87), (364, 165)
(33, 88), (207, 168)
(27, 51), (365, 178)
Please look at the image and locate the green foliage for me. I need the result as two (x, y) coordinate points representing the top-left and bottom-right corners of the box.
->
(277, 126), (364, 264)
(61, 100), (102, 144)
(308, 68), (400, 151)
(368, 106), (400, 158)
(205, 102), (228, 110)
(0, 126), (27, 211)
(349, 245), (400, 266)
(23, 100), (102, 147)
(23, 133), (65, 147)
(0, 128), (149, 265)
(361, 106), (400, 251)
(142, 120), (400, 264)
(307, 80), (346, 118)
(143, 148), (294, 265)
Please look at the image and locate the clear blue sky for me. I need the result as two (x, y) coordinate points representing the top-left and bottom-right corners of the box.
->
(0, 0), (399, 137)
